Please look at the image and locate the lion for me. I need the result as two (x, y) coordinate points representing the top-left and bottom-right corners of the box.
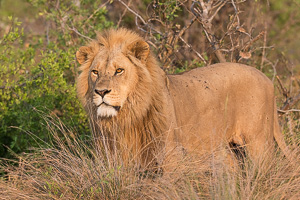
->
(76, 28), (289, 168)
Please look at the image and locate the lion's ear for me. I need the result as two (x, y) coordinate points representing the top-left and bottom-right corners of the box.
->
(128, 40), (150, 62)
(76, 46), (94, 64)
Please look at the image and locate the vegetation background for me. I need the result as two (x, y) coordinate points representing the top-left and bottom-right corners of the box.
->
(0, 0), (300, 199)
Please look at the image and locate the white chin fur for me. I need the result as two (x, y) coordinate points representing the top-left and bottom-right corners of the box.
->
(97, 104), (118, 117)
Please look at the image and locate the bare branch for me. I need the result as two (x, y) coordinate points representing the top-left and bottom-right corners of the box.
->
(179, 36), (207, 63)
(231, 0), (240, 25)
(242, 31), (265, 52)
(281, 92), (300, 111)
(278, 108), (300, 114)
(117, 0), (132, 27)
(260, 22), (268, 70)
(208, 1), (226, 22)
(118, 0), (146, 25)
(69, 27), (92, 40)
(276, 75), (289, 99)
(191, 1), (227, 63)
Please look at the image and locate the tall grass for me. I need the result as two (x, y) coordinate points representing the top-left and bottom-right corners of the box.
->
(1, 116), (300, 199)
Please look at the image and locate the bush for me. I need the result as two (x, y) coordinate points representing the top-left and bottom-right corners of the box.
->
(0, 0), (114, 158)
(0, 18), (86, 157)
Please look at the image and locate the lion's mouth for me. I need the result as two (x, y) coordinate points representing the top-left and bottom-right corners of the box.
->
(96, 102), (121, 118)
(113, 105), (121, 111)
(98, 102), (120, 111)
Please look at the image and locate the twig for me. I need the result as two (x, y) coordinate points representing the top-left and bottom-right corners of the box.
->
(281, 92), (300, 111)
(276, 75), (289, 98)
(135, 16), (147, 33)
(117, 0), (132, 27)
(271, 59), (278, 82)
(176, 17), (197, 43)
(69, 27), (92, 40)
(191, 1), (227, 63)
(231, 0), (240, 25)
(242, 31), (265, 52)
(174, 17), (207, 63)
(118, 0), (146, 24)
(278, 109), (300, 114)
(118, 0), (161, 34)
(179, 36), (206, 63)
(209, 1), (227, 22)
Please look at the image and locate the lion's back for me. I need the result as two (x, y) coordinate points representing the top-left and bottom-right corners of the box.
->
(168, 63), (272, 89)
(167, 63), (274, 104)
(166, 63), (276, 153)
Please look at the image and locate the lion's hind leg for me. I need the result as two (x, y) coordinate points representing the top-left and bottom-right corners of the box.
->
(228, 131), (274, 167)
(228, 141), (246, 164)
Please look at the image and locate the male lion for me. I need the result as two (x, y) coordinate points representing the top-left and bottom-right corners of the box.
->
(76, 28), (288, 168)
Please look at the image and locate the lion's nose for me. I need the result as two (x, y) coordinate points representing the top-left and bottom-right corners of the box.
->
(95, 89), (111, 98)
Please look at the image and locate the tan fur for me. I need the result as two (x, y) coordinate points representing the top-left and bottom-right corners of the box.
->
(76, 28), (288, 167)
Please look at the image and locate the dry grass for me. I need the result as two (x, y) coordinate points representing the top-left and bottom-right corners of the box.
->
(1, 116), (300, 200)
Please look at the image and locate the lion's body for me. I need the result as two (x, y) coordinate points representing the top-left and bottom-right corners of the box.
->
(76, 28), (287, 167)
(167, 64), (285, 159)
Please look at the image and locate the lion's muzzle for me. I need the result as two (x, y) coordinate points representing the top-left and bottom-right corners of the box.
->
(93, 91), (121, 118)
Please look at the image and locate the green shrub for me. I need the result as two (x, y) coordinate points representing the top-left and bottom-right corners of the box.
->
(0, 0), (114, 158)
(0, 18), (85, 157)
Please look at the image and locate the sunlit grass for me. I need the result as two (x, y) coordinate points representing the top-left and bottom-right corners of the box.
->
(0, 115), (300, 199)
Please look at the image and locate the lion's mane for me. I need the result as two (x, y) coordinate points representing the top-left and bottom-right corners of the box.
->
(77, 29), (168, 164)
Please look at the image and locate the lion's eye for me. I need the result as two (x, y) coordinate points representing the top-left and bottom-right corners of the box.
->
(115, 68), (124, 75)
(91, 70), (98, 75)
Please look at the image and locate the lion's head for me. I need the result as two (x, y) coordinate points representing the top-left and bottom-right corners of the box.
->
(76, 29), (163, 120)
